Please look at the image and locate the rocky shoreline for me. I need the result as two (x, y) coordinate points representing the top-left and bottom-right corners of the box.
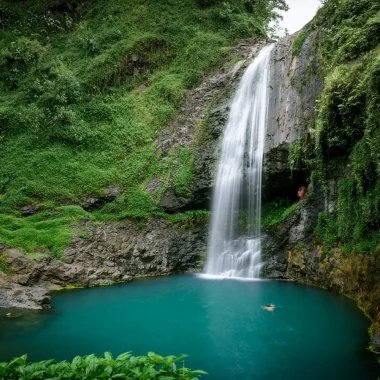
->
(0, 219), (206, 310)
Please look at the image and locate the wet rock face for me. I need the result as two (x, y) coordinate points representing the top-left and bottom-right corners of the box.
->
(0, 219), (207, 308)
(21, 205), (41, 217)
(62, 220), (207, 281)
(78, 185), (123, 211)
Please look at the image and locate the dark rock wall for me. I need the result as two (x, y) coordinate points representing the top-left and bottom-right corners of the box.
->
(266, 32), (322, 153)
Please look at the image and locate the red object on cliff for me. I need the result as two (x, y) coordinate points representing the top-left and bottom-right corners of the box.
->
(298, 186), (307, 200)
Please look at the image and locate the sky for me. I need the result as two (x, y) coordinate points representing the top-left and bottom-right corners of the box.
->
(278, 0), (321, 35)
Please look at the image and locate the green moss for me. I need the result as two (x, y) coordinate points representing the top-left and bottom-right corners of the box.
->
(288, 140), (303, 172)
(162, 209), (209, 225)
(315, 212), (339, 248)
(224, 55), (244, 67)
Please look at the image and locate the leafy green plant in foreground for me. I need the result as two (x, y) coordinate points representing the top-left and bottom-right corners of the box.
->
(0, 351), (206, 380)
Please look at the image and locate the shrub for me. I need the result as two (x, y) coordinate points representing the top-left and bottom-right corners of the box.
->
(1, 37), (47, 67)
(310, 1), (380, 254)
(315, 212), (338, 248)
(315, 63), (366, 160)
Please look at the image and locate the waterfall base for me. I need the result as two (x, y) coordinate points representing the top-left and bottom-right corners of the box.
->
(206, 237), (263, 279)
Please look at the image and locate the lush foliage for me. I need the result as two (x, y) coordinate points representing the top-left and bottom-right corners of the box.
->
(288, 140), (303, 172)
(262, 199), (299, 230)
(301, 0), (380, 254)
(0, 352), (206, 380)
(0, 0), (285, 255)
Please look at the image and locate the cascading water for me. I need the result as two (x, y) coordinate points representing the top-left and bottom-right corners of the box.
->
(205, 44), (273, 279)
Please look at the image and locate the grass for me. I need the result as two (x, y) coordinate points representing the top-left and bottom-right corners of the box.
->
(0, 0), (274, 212)
(0, 206), (93, 257)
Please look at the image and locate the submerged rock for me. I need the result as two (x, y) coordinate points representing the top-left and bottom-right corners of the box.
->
(5, 311), (23, 318)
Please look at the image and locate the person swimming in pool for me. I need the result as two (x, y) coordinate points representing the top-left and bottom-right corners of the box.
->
(262, 303), (275, 312)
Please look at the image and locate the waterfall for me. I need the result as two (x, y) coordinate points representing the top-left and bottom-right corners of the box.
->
(205, 44), (273, 279)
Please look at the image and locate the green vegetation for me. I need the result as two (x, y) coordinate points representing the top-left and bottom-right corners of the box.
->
(300, 0), (380, 254)
(0, 352), (206, 379)
(288, 140), (303, 172)
(262, 199), (299, 230)
(293, 30), (308, 56)
(0, 0), (287, 255)
(0, 206), (92, 258)
(174, 148), (194, 196)
(224, 55), (244, 67)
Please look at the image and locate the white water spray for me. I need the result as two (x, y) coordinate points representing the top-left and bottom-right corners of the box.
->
(205, 44), (273, 279)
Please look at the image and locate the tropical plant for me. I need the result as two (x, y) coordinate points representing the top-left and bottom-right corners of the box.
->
(0, 352), (206, 380)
